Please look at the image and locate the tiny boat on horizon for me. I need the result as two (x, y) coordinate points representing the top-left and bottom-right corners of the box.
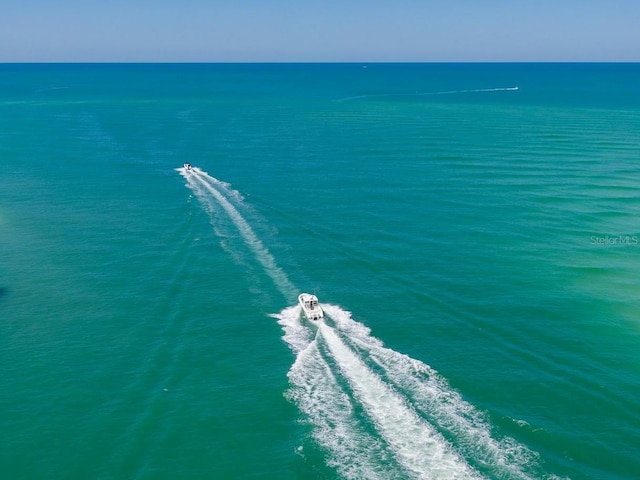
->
(298, 293), (324, 321)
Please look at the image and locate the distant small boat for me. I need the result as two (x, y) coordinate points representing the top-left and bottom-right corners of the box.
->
(298, 293), (324, 321)
(183, 163), (192, 170)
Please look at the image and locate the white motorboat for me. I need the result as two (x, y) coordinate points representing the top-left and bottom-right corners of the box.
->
(298, 293), (324, 321)
(183, 163), (192, 170)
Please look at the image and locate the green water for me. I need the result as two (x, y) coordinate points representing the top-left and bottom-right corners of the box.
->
(1, 63), (640, 479)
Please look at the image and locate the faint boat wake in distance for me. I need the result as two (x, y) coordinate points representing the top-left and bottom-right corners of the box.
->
(337, 86), (519, 102)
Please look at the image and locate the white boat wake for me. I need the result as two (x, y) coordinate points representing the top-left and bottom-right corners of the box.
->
(337, 86), (519, 102)
(276, 305), (541, 480)
(180, 166), (297, 303)
(179, 166), (545, 479)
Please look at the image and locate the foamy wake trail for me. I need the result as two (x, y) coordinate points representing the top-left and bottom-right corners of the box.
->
(324, 304), (539, 480)
(337, 86), (519, 102)
(276, 305), (543, 480)
(318, 322), (482, 479)
(179, 167), (297, 303)
(278, 307), (402, 479)
(275, 308), (482, 479)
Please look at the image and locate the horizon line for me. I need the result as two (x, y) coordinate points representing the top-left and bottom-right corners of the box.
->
(2, 60), (640, 65)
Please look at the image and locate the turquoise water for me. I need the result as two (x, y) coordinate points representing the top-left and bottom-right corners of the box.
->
(1, 63), (640, 479)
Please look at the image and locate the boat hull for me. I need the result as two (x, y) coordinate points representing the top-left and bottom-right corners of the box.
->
(298, 293), (324, 321)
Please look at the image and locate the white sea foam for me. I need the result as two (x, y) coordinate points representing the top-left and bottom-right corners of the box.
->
(286, 340), (402, 479)
(317, 322), (481, 479)
(180, 168), (248, 268)
(181, 168), (297, 302)
(324, 304), (538, 479)
(275, 305), (477, 479)
(272, 306), (404, 478)
(272, 305), (314, 354)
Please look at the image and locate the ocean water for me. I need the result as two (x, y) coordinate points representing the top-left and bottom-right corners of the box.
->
(1, 63), (640, 479)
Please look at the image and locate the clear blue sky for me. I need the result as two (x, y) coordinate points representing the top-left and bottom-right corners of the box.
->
(1, 0), (638, 62)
